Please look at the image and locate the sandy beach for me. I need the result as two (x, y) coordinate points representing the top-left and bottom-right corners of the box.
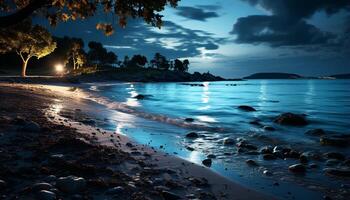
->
(0, 83), (273, 200)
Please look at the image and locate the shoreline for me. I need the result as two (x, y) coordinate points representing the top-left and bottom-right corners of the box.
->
(0, 83), (273, 199)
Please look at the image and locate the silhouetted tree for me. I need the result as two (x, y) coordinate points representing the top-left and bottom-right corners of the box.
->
(0, 22), (56, 76)
(122, 56), (130, 68)
(152, 53), (169, 70)
(87, 41), (117, 66)
(128, 55), (148, 68)
(183, 59), (190, 72)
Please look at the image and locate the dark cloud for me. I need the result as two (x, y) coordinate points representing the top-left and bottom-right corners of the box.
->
(196, 4), (222, 11)
(175, 6), (219, 21)
(232, 0), (350, 47)
(232, 15), (335, 46)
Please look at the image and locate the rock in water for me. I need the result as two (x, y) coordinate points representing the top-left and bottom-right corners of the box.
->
(185, 132), (199, 138)
(37, 190), (56, 200)
(202, 159), (212, 167)
(323, 152), (345, 160)
(288, 164), (306, 173)
(305, 129), (325, 136)
(237, 105), (256, 112)
(320, 137), (348, 147)
(246, 159), (259, 166)
(161, 191), (181, 200)
(274, 113), (308, 126)
(56, 176), (86, 193)
(324, 168), (350, 177)
(32, 182), (53, 191)
(223, 138), (235, 145)
(263, 126), (276, 131)
(185, 118), (194, 122)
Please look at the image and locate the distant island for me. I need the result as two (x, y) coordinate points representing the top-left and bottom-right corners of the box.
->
(243, 72), (350, 80)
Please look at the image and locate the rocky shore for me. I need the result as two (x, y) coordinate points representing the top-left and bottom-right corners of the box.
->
(0, 84), (271, 200)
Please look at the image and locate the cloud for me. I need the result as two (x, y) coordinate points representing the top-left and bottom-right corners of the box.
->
(231, 0), (350, 47)
(49, 18), (226, 59)
(175, 6), (220, 21)
(232, 15), (335, 46)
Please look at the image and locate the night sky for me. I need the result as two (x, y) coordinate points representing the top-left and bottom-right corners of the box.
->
(42, 0), (350, 78)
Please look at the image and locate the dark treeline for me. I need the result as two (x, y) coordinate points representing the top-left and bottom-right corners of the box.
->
(0, 36), (190, 76)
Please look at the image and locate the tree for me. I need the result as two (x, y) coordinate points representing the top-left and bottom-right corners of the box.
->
(87, 41), (117, 66)
(183, 59), (190, 72)
(122, 56), (130, 68)
(70, 41), (86, 70)
(0, 0), (180, 34)
(173, 59), (184, 72)
(0, 22), (56, 76)
(128, 55), (148, 68)
(152, 53), (169, 70)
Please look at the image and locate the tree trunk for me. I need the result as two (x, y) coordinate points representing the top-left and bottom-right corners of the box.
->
(21, 60), (28, 77)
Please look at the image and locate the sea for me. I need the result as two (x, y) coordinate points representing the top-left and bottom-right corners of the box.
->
(81, 80), (350, 200)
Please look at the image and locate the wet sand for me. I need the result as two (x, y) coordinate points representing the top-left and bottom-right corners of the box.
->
(0, 83), (274, 200)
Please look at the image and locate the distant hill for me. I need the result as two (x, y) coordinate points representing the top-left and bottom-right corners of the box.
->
(329, 73), (350, 79)
(244, 73), (302, 79)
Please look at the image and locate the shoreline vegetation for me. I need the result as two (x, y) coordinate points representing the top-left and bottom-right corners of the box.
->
(0, 83), (273, 200)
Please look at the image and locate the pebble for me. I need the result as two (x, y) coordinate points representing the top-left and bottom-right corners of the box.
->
(56, 176), (86, 193)
(161, 190), (181, 200)
(0, 180), (6, 190)
(289, 164), (306, 173)
(263, 170), (273, 176)
(32, 182), (53, 191)
(37, 190), (56, 200)
(106, 186), (124, 195)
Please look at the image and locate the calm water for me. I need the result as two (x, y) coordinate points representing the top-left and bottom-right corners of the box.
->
(84, 80), (350, 200)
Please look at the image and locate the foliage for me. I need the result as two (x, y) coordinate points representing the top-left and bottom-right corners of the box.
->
(151, 52), (170, 70)
(0, 0), (181, 34)
(88, 41), (117, 65)
(127, 54), (148, 68)
(0, 21), (56, 76)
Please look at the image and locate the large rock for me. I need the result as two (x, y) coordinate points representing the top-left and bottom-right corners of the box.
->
(237, 105), (256, 112)
(202, 159), (212, 167)
(274, 113), (308, 126)
(56, 176), (86, 193)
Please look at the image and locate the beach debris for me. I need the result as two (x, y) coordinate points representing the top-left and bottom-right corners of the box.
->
(186, 132), (199, 138)
(37, 190), (56, 200)
(202, 159), (212, 167)
(237, 105), (256, 112)
(288, 164), (306, 174)
(274, 112), (308, 126)
(223, 137), (235, 145)
(305, 129), (325, 136)
(56, 176), (86, 193)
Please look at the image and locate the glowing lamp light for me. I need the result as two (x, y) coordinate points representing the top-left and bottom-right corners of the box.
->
(55, 64), (64, 73)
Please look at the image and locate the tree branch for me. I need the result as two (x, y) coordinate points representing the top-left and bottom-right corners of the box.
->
(0, 0), (49, 28)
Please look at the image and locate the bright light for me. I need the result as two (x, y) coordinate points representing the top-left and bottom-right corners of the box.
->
(55, 64), (64, 73)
